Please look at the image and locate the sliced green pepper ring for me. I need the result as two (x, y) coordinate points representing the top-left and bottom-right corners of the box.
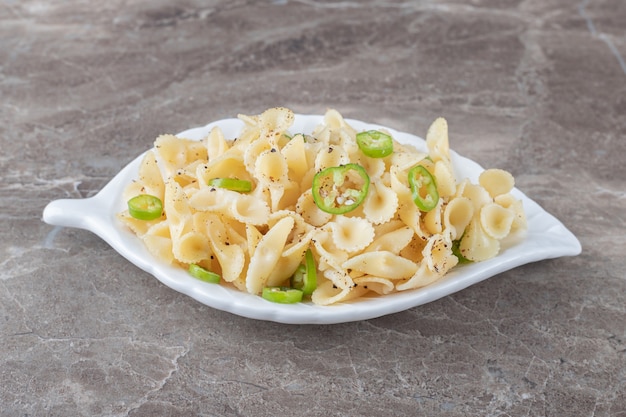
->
(262, 287), (304, 304)
(208, 177), (252, 193)
(408, 164), (439, 212)
(312, 163), (370, 215)
(127, 194), (163, 220)
(188, 264), (221, 283)
(290, 249), (317, 295)
(356, 130), (394, 158)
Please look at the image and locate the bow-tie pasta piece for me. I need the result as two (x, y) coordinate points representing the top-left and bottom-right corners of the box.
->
(442, 197), (474, 241)
(363, 180), (398, 225)
(494, 193), (527, 232)
(296, 189), (333, 227)
(254, 147), (290, 212)
(173, 231), (212, 265)
(141, 221), (175, 265)
(480, 203), (515, 240)
(154, 134), (208, 175)
(311, 228), (350, 273)
(245, 216), (295, 295)
(479, 168), (515, 198)
(342, 251), (419, 280)
(328, 216), (375, 253)
(459, 217), (501, 262)
(122, 150), (165, 203)
(197, 151), (251, 189)
(365, 225), (414, 255)
(396, 234), (458, 291)
(353, 276), (395, 295)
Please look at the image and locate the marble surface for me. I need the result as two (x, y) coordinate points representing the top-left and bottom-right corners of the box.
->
(1, 0), (625, 415)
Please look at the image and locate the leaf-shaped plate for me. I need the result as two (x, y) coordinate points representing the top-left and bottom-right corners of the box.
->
(43, 114), (581, 324)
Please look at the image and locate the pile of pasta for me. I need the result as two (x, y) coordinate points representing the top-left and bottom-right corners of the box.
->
(118, 107), (526, 305)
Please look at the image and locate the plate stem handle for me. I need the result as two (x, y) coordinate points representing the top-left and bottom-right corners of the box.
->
(42, 197), (104, 229)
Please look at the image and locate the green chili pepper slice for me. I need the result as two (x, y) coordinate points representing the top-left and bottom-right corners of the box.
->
(451, 240), (472, 264)
(290, 249), (317, 295)
(262, 286), (304, 304)
(312, 163), (370, 214)
(188, 264), (221, 283)
(127, 194), (163, 220)
(356, 130), (394, 158)
(408, 165), (439, 212)
(208, 177), (252, 193)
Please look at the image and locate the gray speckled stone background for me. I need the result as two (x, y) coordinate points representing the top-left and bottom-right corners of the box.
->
(1, 1), (625, 416)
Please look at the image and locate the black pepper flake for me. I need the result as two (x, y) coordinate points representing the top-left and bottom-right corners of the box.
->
(270, 148), (277, 153)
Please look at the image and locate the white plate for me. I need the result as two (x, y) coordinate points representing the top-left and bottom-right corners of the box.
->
(43, 114), (581, 324)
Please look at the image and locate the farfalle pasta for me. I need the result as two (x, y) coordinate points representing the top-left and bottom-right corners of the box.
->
(118, 107), (527, 306)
